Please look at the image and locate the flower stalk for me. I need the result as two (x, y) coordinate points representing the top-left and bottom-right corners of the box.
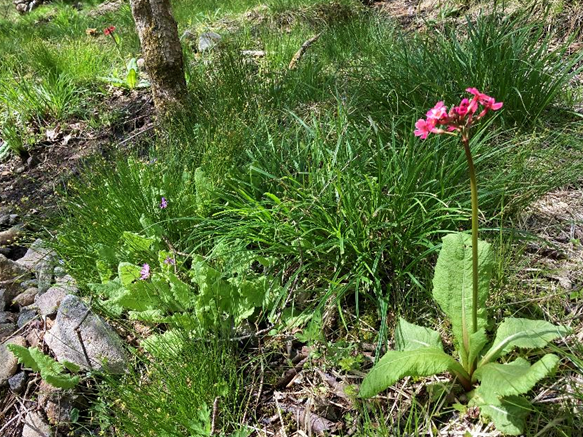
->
(414, 88), (503, 379)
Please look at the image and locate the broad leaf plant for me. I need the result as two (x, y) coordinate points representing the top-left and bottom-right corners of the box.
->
(359, 89), (569, 435)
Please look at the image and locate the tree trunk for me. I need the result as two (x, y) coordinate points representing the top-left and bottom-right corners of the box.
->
(129, 0), (187, 116)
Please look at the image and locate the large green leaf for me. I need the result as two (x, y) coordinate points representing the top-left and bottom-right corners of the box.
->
(480, 318), (569, 365)
(432, 233), (493, 363)
(121, 231), (154, 254)
(471, 393), (531, 436)
(467, 328), (488, 366)
(116, 281), (161, 311)
(394, 318), (443, 352)
(474, 355), (560, 397)
(471, 355), (559, 435)
(118, 262), (142, 287)
(359, 348), (469, 398)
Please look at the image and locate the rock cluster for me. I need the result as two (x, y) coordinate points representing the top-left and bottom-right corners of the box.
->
(0, 213), (129, 436)
(13, 0), (43, 14)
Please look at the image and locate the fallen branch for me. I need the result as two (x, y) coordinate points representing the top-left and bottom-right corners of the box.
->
(288, 34), (321, 70)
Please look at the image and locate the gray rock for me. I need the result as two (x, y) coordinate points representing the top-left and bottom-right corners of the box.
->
(9, 214), (19, 225)
(0, 254), (29, 280)
(198, 31), (222, 52)
(8, 371), (26, 393)
(55, 274), (77, 290)
(0, 336), (26, 387)
(0, 311), (16, 324)
(21, 279), (38, 288)
(0, 254), (31, 299)
(26, 328), (42, 349)
(16, 239), (48, 270)
(45, 295), (127, 373)
(181, 30), (197, 43)
(0, 322), (16, 342)
(17, 240), (56, 294)
(36, 260), (54, 294)
(0, 225), (23, 246)
(22, 411), (51, 437)
(17, 308), (36, 328)
(0, 214), (10, 227)
(53, 266), (66, 278)
(38, 380), (80, 425)
(35, 285), (70, 317)
(1, 283), (25, 309)
(13, 287), (38, 307)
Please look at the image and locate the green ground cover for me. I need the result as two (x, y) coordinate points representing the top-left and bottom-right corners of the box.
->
(1, 0), (583, 435)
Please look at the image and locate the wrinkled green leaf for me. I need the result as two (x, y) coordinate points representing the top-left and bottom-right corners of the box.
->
(481, 318), (569, 365)
(474, 354), (559, 397)
(118, 262), (142, 287)
(394, 318), (443, 352)
(128, 309), (165, 322)
(471, 355), (559, 435)
(62, 360), (81, 373)
(116, 280), (160, 311)
(168, 272), (195, 310)
(121, 232), (154, 255)
(141, 329), (186, 357)
(359, 348), (469, 398)
(433, 233), (493, 364)
(472, 394), (531, 436)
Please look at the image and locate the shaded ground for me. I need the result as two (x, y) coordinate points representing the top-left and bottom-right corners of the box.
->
(0, 90), (153, 221)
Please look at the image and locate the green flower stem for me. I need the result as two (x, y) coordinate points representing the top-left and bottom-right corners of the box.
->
(462, 134), (479, 370)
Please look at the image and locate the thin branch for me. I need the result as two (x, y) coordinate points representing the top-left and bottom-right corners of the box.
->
(288, 34), (321, 70)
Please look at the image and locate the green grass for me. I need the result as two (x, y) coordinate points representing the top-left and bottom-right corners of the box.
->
(90, 331), (247, 437)
(51, 4), (583, 308)
(4, 0), (582, 435)
(344, 9), (583, 127)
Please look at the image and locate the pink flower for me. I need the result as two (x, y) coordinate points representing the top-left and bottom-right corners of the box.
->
(454, 98), (471, 116)
(466, 88), (503, 111)
(414, 118), (436, 139)
(164, 256), (175, 265)
(426, 101), (448, 121)
(140, 263), (150, 280)
(414, 89), (503, 139)
(481, 96), (503, 111)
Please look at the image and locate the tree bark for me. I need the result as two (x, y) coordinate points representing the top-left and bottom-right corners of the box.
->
(129, 0), (187, 116)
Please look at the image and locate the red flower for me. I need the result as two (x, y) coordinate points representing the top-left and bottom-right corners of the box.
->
(103, 26), (116, 36)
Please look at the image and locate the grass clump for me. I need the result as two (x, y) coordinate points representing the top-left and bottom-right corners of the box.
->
(91, 331), (247, 437)
(358, 10), (583, 126)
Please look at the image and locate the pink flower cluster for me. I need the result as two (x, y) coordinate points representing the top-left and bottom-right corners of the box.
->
(414, 88), (503, 140)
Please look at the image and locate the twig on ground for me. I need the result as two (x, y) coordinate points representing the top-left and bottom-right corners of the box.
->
(210, 396), (220, 435)
(288, 34), (321, 70)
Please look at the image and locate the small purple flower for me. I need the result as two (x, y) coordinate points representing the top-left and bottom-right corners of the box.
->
(140, 263), (150, 280)
(164, 256), (176, 265)
(160, 197), (168, 209)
